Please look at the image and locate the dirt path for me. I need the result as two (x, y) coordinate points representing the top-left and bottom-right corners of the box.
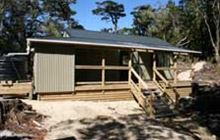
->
(23, 100), (215, 140)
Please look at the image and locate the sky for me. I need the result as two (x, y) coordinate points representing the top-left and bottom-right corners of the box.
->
(72, 0), (180, 31)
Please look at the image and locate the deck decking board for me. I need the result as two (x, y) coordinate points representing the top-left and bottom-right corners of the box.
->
(0, 82), (32, 96)
(0, 80), (196, 102)
(39, 92), (133, 101)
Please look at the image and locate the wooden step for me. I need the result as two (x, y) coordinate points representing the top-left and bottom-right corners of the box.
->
(145, 81), (158, 89)
(142, 89), (161, 96)
(152, 97), (175, 118)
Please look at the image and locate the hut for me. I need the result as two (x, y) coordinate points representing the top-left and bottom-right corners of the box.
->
(2, 29), (201, 116)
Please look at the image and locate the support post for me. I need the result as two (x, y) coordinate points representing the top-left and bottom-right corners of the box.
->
(173, 55), (177, 84)
(190, 54), (195, 79)
(153, 53), (156, 81)
(29, 90), (33, 100)
(128, 59), (132, 84)
(137, 52), (141, 88)
(102, 57), (105, 87)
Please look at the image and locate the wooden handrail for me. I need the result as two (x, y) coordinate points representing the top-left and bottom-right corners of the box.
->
(75, 65), (102, 70)
(156, 67), (193, 71)
(130, 80), (142, 93)
(131, 68), (148, 89)
(155, 67), (193, 84)
(153, 80), (165, 92)
(130, 80), (148, 107)
(75, 65), (129, 70)
(129, 66), (157, 117)
(130, 79), (155, 117)
(76, 81), (128, 85)
(153, 68), (169, 86)
(76, 64), (129, 87)
(105, 66), (129, 70)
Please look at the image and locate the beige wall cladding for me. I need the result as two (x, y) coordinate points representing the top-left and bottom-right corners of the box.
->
(34, 52), (74, 93)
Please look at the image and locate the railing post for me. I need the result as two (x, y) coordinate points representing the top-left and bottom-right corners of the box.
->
(173, 55), (177, 84)
(128, 59), (132, 84)
(137, 52), (141, 88)
(102, 57), (105, 87)
(153, 53), (156, 81)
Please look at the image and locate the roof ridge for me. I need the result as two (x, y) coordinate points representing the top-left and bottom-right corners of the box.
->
(70, 36), (172, 47)
(66, 29), (168, 43)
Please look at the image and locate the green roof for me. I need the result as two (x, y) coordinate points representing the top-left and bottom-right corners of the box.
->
(28, 29), (200, 54)
(66, 29), (200, 54)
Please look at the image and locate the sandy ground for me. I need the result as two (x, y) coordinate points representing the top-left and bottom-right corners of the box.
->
(23, 100), (215, 140)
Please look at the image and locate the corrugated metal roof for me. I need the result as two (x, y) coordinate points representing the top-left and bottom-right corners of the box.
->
(28, 29), (201, 54)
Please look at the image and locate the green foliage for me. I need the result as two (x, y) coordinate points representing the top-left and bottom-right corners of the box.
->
(131, 1), (185, 45)
(178, 0), (220, 61)
(100, 28), (113, 33)
(117, 28), (134, 35)
(131, 5), (155, 36)
(92, 0), (126, 32)
(0, 0), (83, 54)
(131, 0), (219, 61)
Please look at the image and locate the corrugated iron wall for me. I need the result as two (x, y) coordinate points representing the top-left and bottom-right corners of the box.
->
(34, 52), (74, 93)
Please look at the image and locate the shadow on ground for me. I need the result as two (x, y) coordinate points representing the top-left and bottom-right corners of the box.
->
(185, 83), (220, 137)
(56, 136), (76, 140)
(75, 83), (220, 140)
(75, 114), (202, 140)
(52, 83), (220, 140)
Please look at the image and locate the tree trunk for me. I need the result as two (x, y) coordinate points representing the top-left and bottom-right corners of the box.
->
(113, 23), (118, 33)
(214, 47), (220, 64)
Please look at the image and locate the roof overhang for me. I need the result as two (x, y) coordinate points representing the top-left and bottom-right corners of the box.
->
(27, 38), (201, 54)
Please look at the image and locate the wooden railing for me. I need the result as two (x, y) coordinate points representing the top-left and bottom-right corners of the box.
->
(155, 66), (193, 84)
(156, 67), (193, 71)
(75, 65), (129, 70)
(153, 67), (193, 105)
(75, 64), (129, 86)
(129, 66), (155, 117)
(153, 68), (169, 92)
(76, 61), (155, 116)
(153, 68), (177, 105)
(130, 80), (154, 117)
(130, 68), (149, 90)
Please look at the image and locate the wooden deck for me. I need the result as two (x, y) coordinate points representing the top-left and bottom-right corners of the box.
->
(0, 79), (199, 103)
(146, 80), (192, 89)
(38, 82), (134, 101)
(0, 81), (32, 97)
(145, 80), (193, 101)
(163, 81), (192, 101)
(169, 81), (192, 87)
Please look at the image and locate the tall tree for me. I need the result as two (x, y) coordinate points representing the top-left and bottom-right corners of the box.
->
(0, 0), (83, 53)
(131, 0), (218, 61)
(131, 5), (155, 36)
(178, 0), (211, 58)
(92, 0), (126, 32)
(179, 0), (219, 61)
(196, 0), (220, 63)
(131, 1), (185, 45)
